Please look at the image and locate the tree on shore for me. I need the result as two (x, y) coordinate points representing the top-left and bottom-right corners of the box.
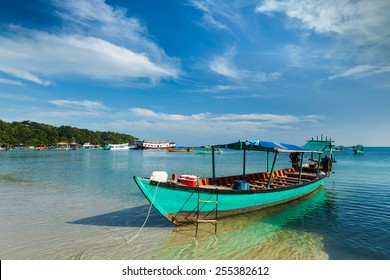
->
(0, 120), (137, 147)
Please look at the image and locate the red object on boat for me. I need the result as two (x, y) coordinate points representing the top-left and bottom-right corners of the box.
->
(178, 175), (197, 187)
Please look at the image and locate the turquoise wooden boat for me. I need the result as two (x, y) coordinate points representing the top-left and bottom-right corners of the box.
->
(133, 139), (333, 226)
(353, 144), (364, 154)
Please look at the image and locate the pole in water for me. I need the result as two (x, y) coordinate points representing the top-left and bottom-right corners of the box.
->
(212, 145), (215, 178)
(243, 143), (246, 176)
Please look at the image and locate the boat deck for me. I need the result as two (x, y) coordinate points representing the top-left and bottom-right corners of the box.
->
(194, 169), (320, 191)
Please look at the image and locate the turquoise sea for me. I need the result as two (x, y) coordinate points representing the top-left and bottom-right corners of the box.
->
(0, 147), (389, 260)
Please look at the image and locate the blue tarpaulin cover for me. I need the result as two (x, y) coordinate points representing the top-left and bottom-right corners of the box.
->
(215, 140), (319, 153)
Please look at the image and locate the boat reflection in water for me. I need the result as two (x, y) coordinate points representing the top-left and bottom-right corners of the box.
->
(153, 187), (334, 260)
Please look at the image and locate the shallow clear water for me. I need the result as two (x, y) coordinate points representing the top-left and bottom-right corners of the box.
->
(0, 148), (389, 259)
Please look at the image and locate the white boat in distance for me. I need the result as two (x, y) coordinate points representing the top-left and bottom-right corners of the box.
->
(82, 143), (101, 149)
(104, 143), (129, 150)
(135, 140), (175, 150)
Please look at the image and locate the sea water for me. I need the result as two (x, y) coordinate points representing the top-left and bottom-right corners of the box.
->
(0, 148), (389, 260)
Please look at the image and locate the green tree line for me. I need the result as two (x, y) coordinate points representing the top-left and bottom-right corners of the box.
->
(0, 120), (137, 147)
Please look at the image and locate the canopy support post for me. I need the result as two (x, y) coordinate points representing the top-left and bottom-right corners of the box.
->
(329, 145), (333, 163)
(298, 152), (304, 184)
(267, 151), (279, 189)
(316, 153), (321, 177)
(266, 151), (269, 172)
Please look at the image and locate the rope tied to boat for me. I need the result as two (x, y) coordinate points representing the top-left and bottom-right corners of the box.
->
(126, 181), (160, 243)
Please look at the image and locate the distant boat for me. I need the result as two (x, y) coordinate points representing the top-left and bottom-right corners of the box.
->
(104, 143), (129, 150)
(133, 139), (334, 226)
(353, 145), (364, 154)
(128, 144), (138, 150)
(82, 143), (101, 150)
(53, 142), (70, 150)
(168, 147), (193, 152)
(194, 148), (223, 154)
(135, 140), (175, 150)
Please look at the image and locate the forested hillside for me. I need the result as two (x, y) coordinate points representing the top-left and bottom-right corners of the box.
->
(0, 120), (137, 147)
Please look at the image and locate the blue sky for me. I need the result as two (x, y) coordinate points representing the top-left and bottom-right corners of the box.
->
(0, 0), (389, 146)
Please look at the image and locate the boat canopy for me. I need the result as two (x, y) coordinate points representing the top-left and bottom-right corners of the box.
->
(215, 140), (321, 153)
(301, 140), (333, 152)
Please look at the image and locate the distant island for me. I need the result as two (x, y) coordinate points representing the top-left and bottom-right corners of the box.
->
(0, 120), (137, 147)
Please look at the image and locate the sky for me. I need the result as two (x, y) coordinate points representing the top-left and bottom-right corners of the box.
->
(0, 0), (389, 147)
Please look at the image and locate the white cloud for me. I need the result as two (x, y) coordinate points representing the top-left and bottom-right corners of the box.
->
(53, 0), (124, 24)
(210, 49), (241, 79)
(327, 65), (390, 80)
(255, 72), (282, 82)
(52, 0), (168, 61)
(34, 99), (111, 120)
(201, 85), (243, 92)
(211, 112), (324, 124)
(0, 62), (53, 86)
(0, 0), (180, 86)
(0, 78), (24, 86)
(213, 85), (239, 91)
(189, 0), (234, 31)
(49, 99), (109, 111)
(210, 48), (282, 83)
(129, 108), (210, 122)
(212, 113), (297, 123)
(0, 30), (178, 85)
(255, 0), (390, 44)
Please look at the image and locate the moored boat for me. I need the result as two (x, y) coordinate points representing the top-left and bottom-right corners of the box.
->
(81, 143), (101, 150)
(104, 143), (129, 150)
(168, 147), (193, 152)
(133, 139), (334, 226)
(128, 144), (138, 150)
(135, 140), (175, 150)
(353, 144), (364, 154)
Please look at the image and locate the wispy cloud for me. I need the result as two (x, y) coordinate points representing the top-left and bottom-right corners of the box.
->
(187, 84), (243, 93)
(255, 0), (390, 42)
(49, 99), (109, 111)
(284, 45), (303, 67)
(34, 99), (112, 120)
(52, 0), (170, 61)
(327, 65), (390, 80)
(129, 108), (210, 122)
(0, 77), (24, 86)
(256, 0), (390, 48)
(209, 48), (282, 84)
(0, 0), (180, 86)
(0, 92), (36, 102)
(0, 61), (53, 86)
(210, 48), (241, 79)
(189, 0), (235, 31)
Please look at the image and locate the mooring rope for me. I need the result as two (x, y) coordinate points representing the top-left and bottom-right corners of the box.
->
(126, 181), (160, 243)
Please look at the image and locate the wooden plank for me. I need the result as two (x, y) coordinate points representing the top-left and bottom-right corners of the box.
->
(197, 220), (217, 223)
